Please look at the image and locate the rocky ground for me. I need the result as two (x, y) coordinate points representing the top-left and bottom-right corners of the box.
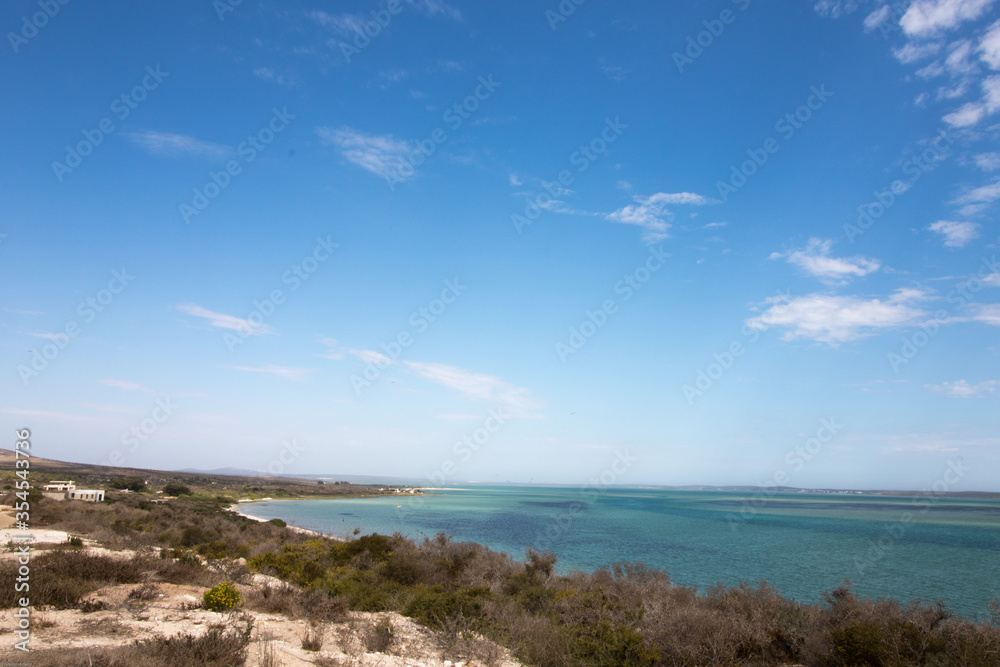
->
(0, 577), (521, 667)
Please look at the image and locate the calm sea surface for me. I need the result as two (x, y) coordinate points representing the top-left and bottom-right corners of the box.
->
(241, 486), (1000, 620)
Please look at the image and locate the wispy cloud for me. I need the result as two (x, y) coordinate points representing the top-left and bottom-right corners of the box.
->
(406, 0), (461, 20)
(100, 379), (153, 393)
(317, 126), (414, 182)
(926, 379), (999, 396)
(177, 304), (275, 335)
(942, 74), (1000, 127)
(253, 67), (294, 87)
(969, 303), (1000, 325)
(746, 289), (932, 344)
(233, 365), (313, 381)
(404, 361), (542, 417)
(951, 176), (1000, 214)
(770, 238), (880, 283)
(308, 0), (459, 35)
(318, 337), (345, 360)
(351, 349), (396, 366)
(929, 220), (981, 246)
(606, 192), (715, 244)
(125, 131), (232, 159)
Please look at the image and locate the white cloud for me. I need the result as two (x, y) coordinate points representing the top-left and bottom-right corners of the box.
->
(926, 379), (999, 396)
(309, 1), (459, 33)
(813, 0), (860, 18)
(985, 273), (1000, 286)
(943, 74), (1000, 127)
(901, 0), (997, 36)
(973, 152), (1000, 169)
(317, 126), (414, 182)
(929, 220), (981, 246)
(403, 361), (542, 417)
(606, 192), (714, 244)
(233, 365), (313, 381)
(746, 289), (931, 344)
(307, 11), (367, 35)
(351, 349), (396, 366)
(864, 5), (891, 30)
(405, 0), (461, 20)
(981, 19), (1000, 68)
(508, 173), (523, 186)
(894, 41), (943, 63)
(951, 176), (1000, 214)
(970, 303), (1000, 324)
(253, 67), (292, 86)
(317, 337), (345, 360)
(770, 238), (880, 282)
(100, 379), (153, 393)
(125, 131), (231, 159)
(177, 304), (275, 335)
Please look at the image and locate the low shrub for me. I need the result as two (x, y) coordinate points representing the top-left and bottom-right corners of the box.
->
(202, 581), (241, 612)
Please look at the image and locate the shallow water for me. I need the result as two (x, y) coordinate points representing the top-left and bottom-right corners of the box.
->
(242, 486), (1000, 620)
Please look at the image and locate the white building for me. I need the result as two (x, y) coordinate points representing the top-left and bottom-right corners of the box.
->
(67, 489), (105, 502)
(44, 481), (76, 491)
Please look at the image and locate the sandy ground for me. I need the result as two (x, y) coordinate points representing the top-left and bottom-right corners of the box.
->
(0, 579), (520, 666)
(0, 528), (69, 545)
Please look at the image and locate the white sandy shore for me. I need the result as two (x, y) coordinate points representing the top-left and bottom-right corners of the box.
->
(226, 504), (345, 541)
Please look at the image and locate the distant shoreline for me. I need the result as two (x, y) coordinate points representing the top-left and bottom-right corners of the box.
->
(226, 503), (345, 541)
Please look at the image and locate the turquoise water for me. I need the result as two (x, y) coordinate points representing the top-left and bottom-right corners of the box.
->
(242, 486), (1000, 621)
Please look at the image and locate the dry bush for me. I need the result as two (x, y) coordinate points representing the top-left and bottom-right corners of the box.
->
(255, 628), (279, 667)
(243, 583), (349, 622)
(302, 621), (326, 651)
(361, 616), (396, 653)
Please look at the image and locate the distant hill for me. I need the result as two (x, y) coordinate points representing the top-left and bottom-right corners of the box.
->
(178, 468), (425, 485)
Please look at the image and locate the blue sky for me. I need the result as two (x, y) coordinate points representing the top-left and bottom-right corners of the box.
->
(1, 0), (998, 490)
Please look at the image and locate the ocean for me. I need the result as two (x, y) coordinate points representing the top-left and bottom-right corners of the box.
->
(240, 486), (1000, 621)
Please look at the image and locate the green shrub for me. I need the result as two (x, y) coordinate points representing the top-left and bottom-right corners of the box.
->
(268, 518), (287, 528)
(402, 585), (491, 628)
(109, 476), (146, 492)
(573, 621), (660, 667)
(203, 582), (241, 612)
(163, 484), (191, 496)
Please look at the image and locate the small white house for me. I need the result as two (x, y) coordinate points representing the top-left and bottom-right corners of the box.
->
(67, 489), (105, 502)
(44, 481), (76, 491)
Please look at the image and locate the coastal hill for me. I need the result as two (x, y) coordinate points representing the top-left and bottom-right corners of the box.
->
(1, 451), (998, 666)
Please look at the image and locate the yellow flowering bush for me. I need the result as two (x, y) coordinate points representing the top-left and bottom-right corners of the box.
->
(203, 581), (241, 612)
